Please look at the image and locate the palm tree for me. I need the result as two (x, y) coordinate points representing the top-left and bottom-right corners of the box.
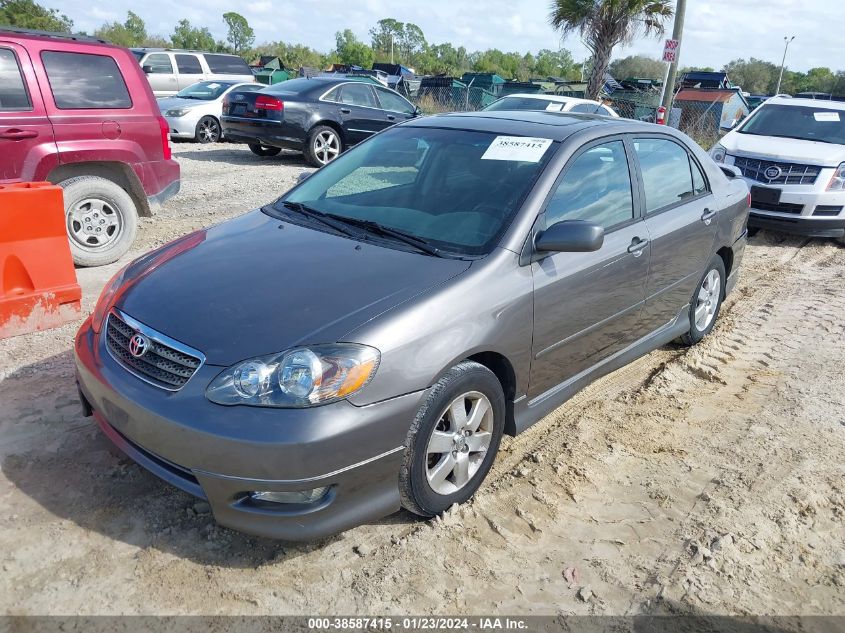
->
(550, 0), (673, 99)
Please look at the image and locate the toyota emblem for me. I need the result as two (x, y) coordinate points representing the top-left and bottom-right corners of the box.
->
(128, 333), (151, 358)
(764, 165), (782, 181)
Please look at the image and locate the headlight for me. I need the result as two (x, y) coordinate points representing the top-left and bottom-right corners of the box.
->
(206, 344), (380, 408)
(91, 264), (129, 333)
(827, 163), (845, 191)
(711, 144), (727, 163)
(165, 108), (190, 117)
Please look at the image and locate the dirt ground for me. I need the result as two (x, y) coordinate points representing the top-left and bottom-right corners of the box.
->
(1, 143), (843, 616)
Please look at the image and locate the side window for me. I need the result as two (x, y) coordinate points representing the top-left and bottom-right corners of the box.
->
(599, 106), (614, 116)
(633, 138), (696, 213)
(569, 103), (602, 114)
(41, 51), (131, 110)
(547, 140), (634, 229)
(143, 53), (173, 74)
(690, 156), (708, 195)
(175, 54), (203, 74)
(0, 48), (32, 111)
(204, 54), (250, 75)
(339, 84), (377, 108)
(322, 86), (341, 102)
(375, 87), (414, 114)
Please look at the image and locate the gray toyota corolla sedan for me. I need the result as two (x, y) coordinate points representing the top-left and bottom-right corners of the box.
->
(75, 111), (750, 540)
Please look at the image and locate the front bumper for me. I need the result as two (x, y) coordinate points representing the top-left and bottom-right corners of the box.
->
(164, 113), (200, 139)
(74, 316), (424, 540)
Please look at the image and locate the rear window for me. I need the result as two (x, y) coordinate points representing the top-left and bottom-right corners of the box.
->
(0, 48), (32, 111)
(204, 54), (250, 75)
(41, 51), (131, 109)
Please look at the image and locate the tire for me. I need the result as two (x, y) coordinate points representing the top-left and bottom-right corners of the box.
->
(399, 361), (506, 517)
(680, 255), (727, 346)
(59, 176), (138, 267)
(304, 125), (343, 167)
(195, 116), (221, 144)
(248, 143), (282, 157)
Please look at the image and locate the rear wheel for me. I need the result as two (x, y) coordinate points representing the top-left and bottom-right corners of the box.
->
(399, 361), (505, 517)
(195, 116), (221, 143)
(59, 176), (138, 267)
(304, 125), (342, 167)
(681, 256), (726, 346)
(248, 143), (282, 157)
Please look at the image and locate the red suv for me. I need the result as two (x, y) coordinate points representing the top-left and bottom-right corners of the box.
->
(0, 28), (180, 266)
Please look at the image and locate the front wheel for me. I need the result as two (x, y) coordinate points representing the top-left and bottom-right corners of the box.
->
(304, 125), (343, 167)
(248, 143), (282, 157)
(399, 361), (505, 517)
(195, 116), (221, 143)
(59, 176), (138, 267)
(681, 256), (726, 346)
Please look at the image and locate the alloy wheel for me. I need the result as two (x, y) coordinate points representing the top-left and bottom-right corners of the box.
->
(694, 269), (721, 331)
(198, 118), (220, 143)
(67, 198), (123, 250)
(425, 391), (494, 495)
(313, 131), (340, 164)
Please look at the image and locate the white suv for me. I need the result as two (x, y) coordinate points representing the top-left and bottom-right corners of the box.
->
(711, 96), (845, 242)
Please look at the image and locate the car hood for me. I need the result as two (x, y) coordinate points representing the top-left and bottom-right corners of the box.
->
(722, 132), (845, 166)
(157, 97), (208, 111)
(115, 210), (471, 366)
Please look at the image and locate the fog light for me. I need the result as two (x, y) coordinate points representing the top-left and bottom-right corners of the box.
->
(249, 488), (329, 505)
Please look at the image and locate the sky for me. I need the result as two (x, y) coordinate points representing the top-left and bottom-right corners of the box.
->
(47, 0), (843, 72)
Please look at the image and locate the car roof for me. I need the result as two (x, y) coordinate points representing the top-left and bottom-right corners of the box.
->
(764, 96), (845, 111)
(497, 93), (601, 106)
(0, 27), (118, 50)
(403, 110), (653, 141)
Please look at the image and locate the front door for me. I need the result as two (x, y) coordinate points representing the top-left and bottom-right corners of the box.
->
(529, 138), (650, 400)
(142, 52), (178, 96)
(0, 42), (56, 182)
(373, 85), (417, 130)
(336, 83), (383, 145)
(631, 136), (719, 330)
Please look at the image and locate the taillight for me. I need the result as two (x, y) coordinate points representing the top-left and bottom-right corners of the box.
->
(222, 96), (230, 114)
(157, 115), (171, 160)
(747, 192), (752, 208)
(255, 95), (284, 111)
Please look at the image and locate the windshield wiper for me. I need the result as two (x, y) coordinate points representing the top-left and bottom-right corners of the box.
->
(324, 214), (444, 257)
(278, 201), (362, 238)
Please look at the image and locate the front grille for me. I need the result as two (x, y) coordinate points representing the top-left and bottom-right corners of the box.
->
(732, 155), (821, 185)
(105, 311), (203, 391)
(751, 200), (804, 214)
(814, 205), (843, 216)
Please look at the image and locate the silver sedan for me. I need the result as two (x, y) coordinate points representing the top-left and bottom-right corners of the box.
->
(159, 80), (262, 143)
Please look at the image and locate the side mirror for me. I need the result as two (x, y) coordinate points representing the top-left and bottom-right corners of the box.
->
(142, 65), (153, 74)
(296, 170), (314, 184)
(719, 164), (742, 179)
(413, 106), (422, 117)
(535, 220), (604, 253)
(720, 118), (737, 131)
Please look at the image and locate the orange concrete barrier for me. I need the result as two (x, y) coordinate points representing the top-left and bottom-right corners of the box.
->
(0, 182), (82, 339)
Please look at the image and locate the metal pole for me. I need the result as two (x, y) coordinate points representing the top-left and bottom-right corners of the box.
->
(775, 36), (794, 95)
(660, 0), (687, 114)
(390, 35), (394, 65)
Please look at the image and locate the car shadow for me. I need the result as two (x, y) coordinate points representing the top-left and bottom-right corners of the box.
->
(173, 145), (308, 167)
(0, 350), (418, 567)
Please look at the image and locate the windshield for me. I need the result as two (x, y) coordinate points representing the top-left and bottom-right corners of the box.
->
(485, 97), (566, 112)
(272, 126), (556, 256)
(175, 81), (237, 100)
(739, 104), (845, 145)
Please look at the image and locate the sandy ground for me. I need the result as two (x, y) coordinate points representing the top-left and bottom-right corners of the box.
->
(0, 143), (843, 616)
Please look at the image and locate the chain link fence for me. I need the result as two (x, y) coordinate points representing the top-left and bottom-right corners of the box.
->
(408, 85), (498, 114)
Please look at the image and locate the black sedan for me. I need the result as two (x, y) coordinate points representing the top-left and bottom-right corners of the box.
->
(222, 77), (420, 166)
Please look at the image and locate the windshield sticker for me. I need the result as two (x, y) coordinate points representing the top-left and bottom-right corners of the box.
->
(814, 112), (840, 122)
(207, 83), (221, 90)
(545, 102), (564, 112)
(482, 136), (554, 162)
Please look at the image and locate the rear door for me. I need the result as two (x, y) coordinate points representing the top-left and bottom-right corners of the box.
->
(174, 53), (205, 90)
(631, 136), (718, 330)
(336, 83), (383, 144)
(141, 52), (178, 96)
(529, 138), (650, 399)
(0, 42), (56, 182)
(373, 85), (417, 129)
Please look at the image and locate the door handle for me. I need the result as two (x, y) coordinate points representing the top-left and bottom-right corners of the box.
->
(0, 129), (37, 140)
(701, 208), (717, 225)
(340, 108), (351, 114)
(386, 114), (396, 121)
(627, 237), (649, 256)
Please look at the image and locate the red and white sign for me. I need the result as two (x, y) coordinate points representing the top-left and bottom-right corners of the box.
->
(662, 39), (679, 63)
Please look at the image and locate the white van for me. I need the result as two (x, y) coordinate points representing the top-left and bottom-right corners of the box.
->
(131, 49), (255, 97)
